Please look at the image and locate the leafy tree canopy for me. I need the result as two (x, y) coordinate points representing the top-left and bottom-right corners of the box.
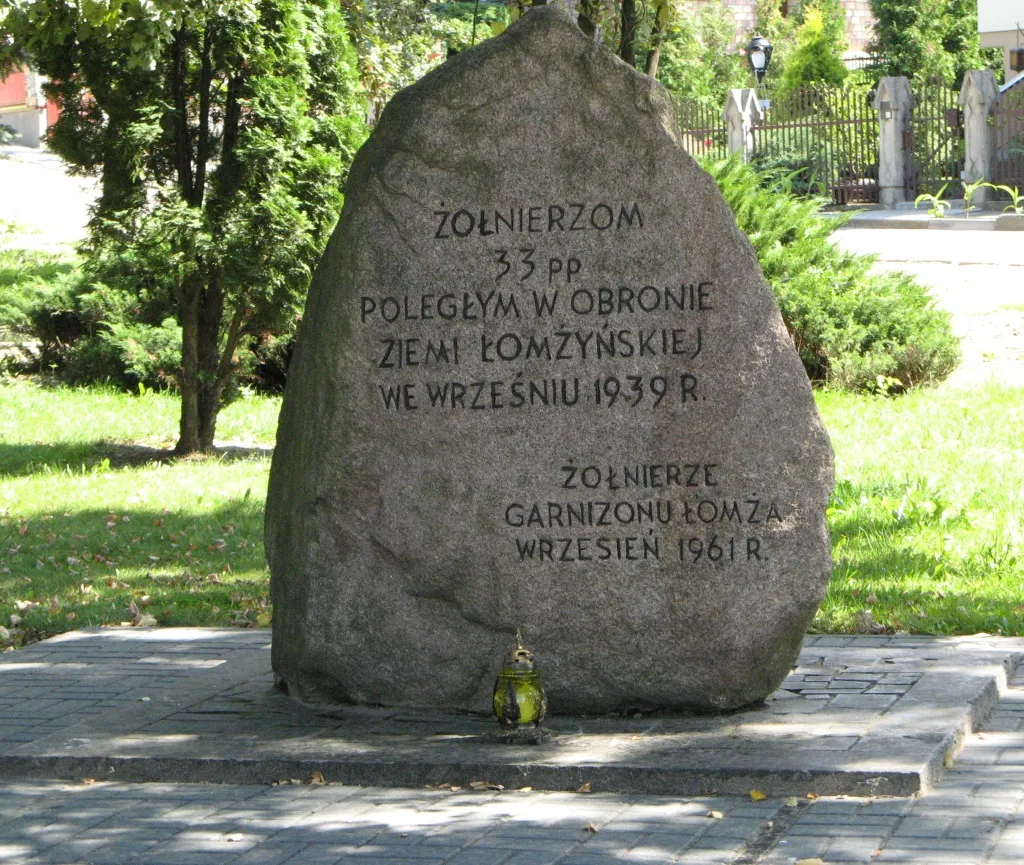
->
(657, 1), (746, 105)
(0, 0), (367, 453)
(779, 3), (848, 92)
(869, 0), (1002, 85)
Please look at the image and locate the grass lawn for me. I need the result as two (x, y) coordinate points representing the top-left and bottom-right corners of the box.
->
(0, 378), (1021, 645)
(0, 380), (279, 641)
(815, 384), (1023, 636)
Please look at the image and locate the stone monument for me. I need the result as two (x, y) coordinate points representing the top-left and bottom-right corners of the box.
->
(265, 5), (834, 715)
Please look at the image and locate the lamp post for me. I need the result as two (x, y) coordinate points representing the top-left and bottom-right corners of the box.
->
(746, 35), (773, 84)
(745, 35), (773, 110)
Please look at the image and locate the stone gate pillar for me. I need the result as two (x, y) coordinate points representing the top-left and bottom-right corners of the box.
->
(723, 89), (764, 161)
(872, 77), (913, 207)
(959, 70), (999, 205)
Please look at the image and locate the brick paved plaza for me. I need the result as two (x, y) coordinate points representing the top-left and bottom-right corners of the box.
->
(1, 629), (1022, 864)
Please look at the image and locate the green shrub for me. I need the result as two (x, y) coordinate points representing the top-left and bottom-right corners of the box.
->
(0, 124), (15, 145)
(0, 246), (80, 349)
(748, 142), (826, 197)
(0, 245), (293, 393)
(779, 3), (847, 92)
(433, 1), (510, 53)
(705, 155), (960, 389)
(658, 1), (747, 106)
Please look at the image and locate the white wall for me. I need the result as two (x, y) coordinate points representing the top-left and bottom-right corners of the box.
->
(978, 0), (1022, 33)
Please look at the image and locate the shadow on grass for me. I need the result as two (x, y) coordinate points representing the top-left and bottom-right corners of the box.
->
(0, 441), (273, 477)
(0, 500), (269, 632)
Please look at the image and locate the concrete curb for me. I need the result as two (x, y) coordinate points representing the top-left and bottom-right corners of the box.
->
(1, 630), (1021, 797)
(838, 210), (1024, 231)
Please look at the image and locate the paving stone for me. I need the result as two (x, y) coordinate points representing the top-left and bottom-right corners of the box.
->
(1, 630), (1024, 865)
(823, 835), (887, 861)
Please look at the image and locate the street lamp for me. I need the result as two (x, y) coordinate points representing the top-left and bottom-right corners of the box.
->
(745, 35), (773, 85)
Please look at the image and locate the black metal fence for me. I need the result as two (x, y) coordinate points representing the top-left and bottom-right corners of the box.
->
(907, 80), (964, 199)
(993, 85), (1024, 190)
(751, 83), (880, 204)
(675, 99), (729, 161)
(677, 76), (1017, 205)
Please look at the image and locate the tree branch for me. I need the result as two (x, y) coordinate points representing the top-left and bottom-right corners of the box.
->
(216, 302), (248, 389)
(195, 25), (214, 207)
(619, 0), (638, 68)
(171, 27), (195, 204)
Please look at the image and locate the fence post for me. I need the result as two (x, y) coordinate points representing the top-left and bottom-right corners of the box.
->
(723, 89), (763, 161)
(872, 77), (913, 206)
(959, 70), (999, 204)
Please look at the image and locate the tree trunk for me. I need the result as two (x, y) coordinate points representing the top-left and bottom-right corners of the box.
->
(176, 275), (226, 454)
(195, 281), (225, 451)
(177, 279), (203, 455)
(576, 0), (598, 39)
(619, 0), (638, 68)
(645, 26), (665, 78)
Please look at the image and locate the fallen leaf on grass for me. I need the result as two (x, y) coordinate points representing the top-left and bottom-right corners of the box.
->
(135, 614), (158, 628)
(65, 612), (76, 622)
(854, 610), (887, 635)
(15, 600), (39, 611)
(749, 789), (767, 802)
(706, 810), (724, 819)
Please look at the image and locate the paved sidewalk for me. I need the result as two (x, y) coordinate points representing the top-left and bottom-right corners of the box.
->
(0, 629), (1022, 864)
(840, 208), (1024, 231)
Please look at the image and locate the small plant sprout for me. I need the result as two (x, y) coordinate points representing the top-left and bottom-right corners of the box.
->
(961, 178), (988, 217)
(984, 183), (1024, 215)
(915, 182), (951, 218)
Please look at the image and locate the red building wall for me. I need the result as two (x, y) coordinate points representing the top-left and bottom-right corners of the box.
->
(0, 71), (28, 109)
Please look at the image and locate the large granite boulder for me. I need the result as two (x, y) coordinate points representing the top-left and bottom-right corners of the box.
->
(265, 5), (834, 714)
